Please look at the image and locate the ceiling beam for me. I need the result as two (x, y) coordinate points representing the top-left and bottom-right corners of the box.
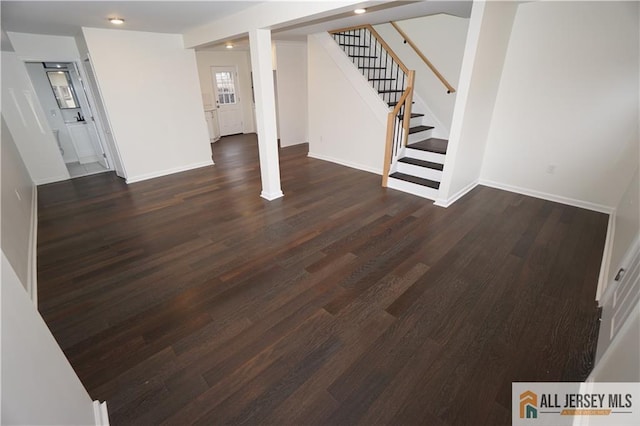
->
(183, 1), (369, 49)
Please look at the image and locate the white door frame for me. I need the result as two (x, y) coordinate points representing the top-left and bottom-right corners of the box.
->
(78, 55), (127, 178)
(70, 62), (109, 170)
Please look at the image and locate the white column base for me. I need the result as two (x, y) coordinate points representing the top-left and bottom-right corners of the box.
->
(261, 190), (284, 201)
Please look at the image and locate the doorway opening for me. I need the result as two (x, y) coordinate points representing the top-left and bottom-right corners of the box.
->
(25, 61), (111, 179)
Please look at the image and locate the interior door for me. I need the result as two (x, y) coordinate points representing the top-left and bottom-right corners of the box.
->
(596, 239), (640, 363)
(211, 66), (243, 136)
(70, 62), (108, 170)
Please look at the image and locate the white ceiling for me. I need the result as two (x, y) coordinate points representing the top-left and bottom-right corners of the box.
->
(1, 1), (472, 51)
(1, 1), (262, 36)
(274, 1), (471, 38)
(198, 1), (473, 50)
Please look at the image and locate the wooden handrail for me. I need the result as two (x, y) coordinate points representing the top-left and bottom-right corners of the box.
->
(330, 24), (409, 75)
(382, 84), (413, 187)
(390, 21), (456, 94)
(366, 25), (409, 75)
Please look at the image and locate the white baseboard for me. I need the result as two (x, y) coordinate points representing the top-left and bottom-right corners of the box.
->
(595, 213), (617, 304)
(125, 160), (214, 184)
(280, 140), (308, 148)
(34, 173), (71, 185)
(478, 179), (615, 214)
(261, 190), (284, 201)
(307, 152), (382, 176)
(434, 180), (478, 208)
(93, 400), (109, 426)
(28, 186), (38, 307)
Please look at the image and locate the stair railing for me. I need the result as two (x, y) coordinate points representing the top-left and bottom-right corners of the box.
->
(390, 21), (456, 94)
(382, 70), (415, 187)
(329, 25), (415, 188)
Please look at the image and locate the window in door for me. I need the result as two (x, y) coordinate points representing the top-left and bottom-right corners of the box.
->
(215, 71), (237, 105)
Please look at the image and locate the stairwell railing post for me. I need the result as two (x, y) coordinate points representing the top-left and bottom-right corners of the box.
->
(402, 71), (415, 147)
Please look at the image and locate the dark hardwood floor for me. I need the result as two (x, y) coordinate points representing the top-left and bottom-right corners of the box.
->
(37, 133), (608, 425)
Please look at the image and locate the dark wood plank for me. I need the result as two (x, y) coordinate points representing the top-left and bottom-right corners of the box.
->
(36, 133), (608, 425)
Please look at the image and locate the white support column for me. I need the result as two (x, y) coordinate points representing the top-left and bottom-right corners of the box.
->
(249, 28), (284, 201)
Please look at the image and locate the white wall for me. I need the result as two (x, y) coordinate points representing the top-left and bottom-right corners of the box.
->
(195, 49), (256, 133)
(1, 117), (36, 291)
(374, 14), (469, 132)
(1, 51), (70, 184)
(480, 1), (639, 211)
(7, 31), (80, 62)
(436, 1), (518, 206)
(1, 253), (99, 425)
(82, 27), (213, 183)
(307, 33), (387, 174)
(275, 42), (308, 147)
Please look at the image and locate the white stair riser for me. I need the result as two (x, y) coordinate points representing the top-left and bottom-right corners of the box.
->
(405, 148), (446, 164)
(409, 116), (423, 128)
(408, 129), (434, 144)
(397, 162), (443, 181)
(387, 177), (439, 200)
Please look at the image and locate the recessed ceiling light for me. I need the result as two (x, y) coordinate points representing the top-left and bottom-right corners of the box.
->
(109, 17), (125, 25)
(354, 8), (366, 14)
(225, 43), (234, 49)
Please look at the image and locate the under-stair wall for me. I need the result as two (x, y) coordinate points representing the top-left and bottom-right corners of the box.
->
(307, 32), (389, 174)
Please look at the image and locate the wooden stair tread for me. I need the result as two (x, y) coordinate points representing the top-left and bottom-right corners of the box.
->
(398, 157), (444, 171)
(407, 138), (448, 155)
(398, 113), (425, 120)
(408, 125), (434, 134)
(389, 172), (440, 189)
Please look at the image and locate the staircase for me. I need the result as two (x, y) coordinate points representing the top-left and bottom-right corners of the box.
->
(331, 26), (448, 201)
